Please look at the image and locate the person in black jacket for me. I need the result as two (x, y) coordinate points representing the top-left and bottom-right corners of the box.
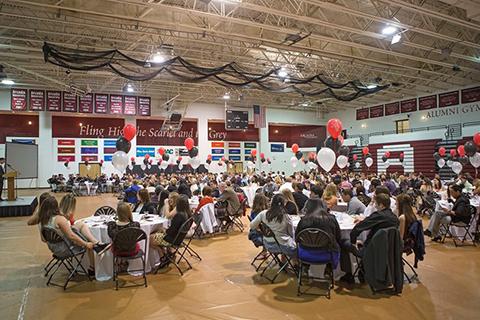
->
(292, 182), (309, 211)
(135, 188), (157, 215)
(339, 193), (399, 284)
(425, 184), (472, 241)
(0, 157), (5, 201)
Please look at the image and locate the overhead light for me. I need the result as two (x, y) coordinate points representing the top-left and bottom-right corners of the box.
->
(123, 83), (135, 93)
(274, 129), (279, 134)
(79, 122), (83, 127)
(277, 67), (288, 78)
(391, 33), (402, 45)
(382, 25), (398, 35)
(361, 123), (367, 128)
(223, 92), (231, 100)
(301, 102), (309, 107)
(1, 79), (15, 85)
(366, 84), (378, 89)
(151, 51), (165, 63)
(28, 121), (32, 125)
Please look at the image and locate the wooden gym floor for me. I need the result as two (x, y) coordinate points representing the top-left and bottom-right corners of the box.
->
(1, 190), (479, 320)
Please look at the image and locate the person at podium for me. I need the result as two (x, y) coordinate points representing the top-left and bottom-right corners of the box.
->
(0, 157), (5, 201)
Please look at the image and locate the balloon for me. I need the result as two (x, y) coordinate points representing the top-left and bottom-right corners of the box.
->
(451, 162), (463, 174)
(260, 152), (265, 159)
(365, 157), (373, 168)
(339, 146), (349, 156)
(145, 154), (150, 160)
(439, 147), (446, 156)
(188, 147), (198, 158)
(450, 149), (457, 157)
(353, 154), (358, 161)
(112, 151), (129, 172)
(292, 144), (299, 154)
(221, 156), (226, 162)
(362, 147), (369, 156)
(315, 139), (325, 154)
(458, 156), (469, 165)
(162, 154), (170, 162)
(325, 136), (341, 152)
(385, 151), (391, 158)
(317, 148), (336, 172)
(336, 155), (348, 169)
(382, 155), (388, 162)
(247, 161), (255, 170)
(140, 163), (146, 171)
(123, 124), (136, 141)
(355, 161), (360, 169)
(384, 160), (390, 168)
(457, 145), (466, 157)
(399, 152), (404, 161)
(64, 161), (69, 168)
(290, 156), (298, 169)
(474, 133), (480, 146)
(190, 157), (201, 169)
(308, 152), (316, 161)
(470, 152), (480, 168)
(446, 160), (453, 167)
(437, 158), (445, 168)
(465, 141), (477, 157)
(338, 135), (344, 146)
(160, 160), (168, 169)
(184, 137), (195, 151)
(295, 151), (303, 160)
(326, 118), (343, 139)
(251, 149), (257, 157)
(307, 162), (318, 170)
(178, 163), (184, 170)
(116, 136), (131, 153)
(158, 147), (166, 156)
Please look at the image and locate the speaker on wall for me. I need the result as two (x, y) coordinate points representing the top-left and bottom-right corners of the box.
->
(170, 113), (182, 122)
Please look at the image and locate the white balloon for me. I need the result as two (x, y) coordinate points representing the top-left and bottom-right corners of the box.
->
(128, 164), (133, 170)
(437, 158), (445, 168)
(178, 163), (183, 170)
(317, 148), (336, 172)
(355, 161), (360, 168)
(160, 161), (169, 169)
(290, 156), (299, 169)
(470, 152), (480, 168)
(86, 164), (91, 170)
(228, 163), (233, 169)
(204, 163), (210, 171)
(190, 157), (201, 169)
(140, 164), (146, 171)
(446, 160), (453, 167)
(112, 151), (129, 172)
(451, 161), (463, 174)
(247, 161), (255, 170)
(336, 155), (348, 169)
(365, 157), (373, 168)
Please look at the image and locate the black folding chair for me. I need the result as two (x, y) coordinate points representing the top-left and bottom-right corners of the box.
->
(295, 228), (336, 298)
(41, 227), (91, 290)
(258, 223), (296, 283)
(180, 215), (203, 262)
(223, 199), (247, 233)
(94, 206), (117, 216)
(247, 215), (270, 272)
(112, 227), (148, 290)
(441, 205), (478, 247)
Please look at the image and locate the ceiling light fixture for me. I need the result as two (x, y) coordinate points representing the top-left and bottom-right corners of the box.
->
(123, 83), (135, 93)
(223, 92), (231, 100)
(366, 84), (378, 89)
(277, 67), (288, 78)
(382, 25), (398, 35)
(391, 33), (402, 45)
(151, 51), (165, 63)
(1, 79), (15, 85)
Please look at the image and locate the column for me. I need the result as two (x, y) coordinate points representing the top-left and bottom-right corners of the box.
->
(37, 112), (54, 188)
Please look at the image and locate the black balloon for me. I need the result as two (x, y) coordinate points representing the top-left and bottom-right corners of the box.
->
(433, 152), (441, 161)
(459, 156), (469, 165)
(382, 155), (388, 162)
(295, 151), (303, 160)
(116, 136), (131, 153)
(162, 154), (170, 161)
(63, 161), (69, 168)
(176, 159), (181, 164)
(339, 146), (350, 156)
(261, 158), (266, 163)
(143, 158), (148, 165)
(315, 139), (325, 154)
(303, 158), (309, 164)
(325, 136), (341, 152)
(206, 159), (212, 164)
(465, 141), (477, 157)
(189, 147), (199, 158)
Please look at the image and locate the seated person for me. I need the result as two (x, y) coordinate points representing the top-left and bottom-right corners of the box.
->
(250, 194), (296, 258)
(151, 185), (164, 205)
(292, 182), (309, 210)
(322, 183), (339, 209)
(27, 192), (52, 225)
(150, 195), (192, 269)
(164, 192), (180, 219)
(124, 180), (141, 204)
(177, 180), (192, 198)
(195, 186), (214, 213)
(397, 194), (418, 241)
(135, 189), (157, 215)
(424, 184), (472, 241)
(355, 185), (371, 207)
(217, 187), (241, 216)
(107, 203), (141, 256)
(363, 186), (397, 217)
(309, 184), (324, 199)
(248, 193), (269, 250)
(339, 193), (399, 283)
(281, 188), (299, 215)
(341, 189), (366, 216)
(157, 190), (170, 216)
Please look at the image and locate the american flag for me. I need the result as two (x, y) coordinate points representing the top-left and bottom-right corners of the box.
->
(253, 104), (266, 128)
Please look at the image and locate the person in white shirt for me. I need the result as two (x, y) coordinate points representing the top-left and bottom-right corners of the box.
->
(279, 177), (294, 193)
(363, 186), (397, 217)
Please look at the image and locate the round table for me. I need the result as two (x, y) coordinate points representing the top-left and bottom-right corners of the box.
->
(241, 185), (261, 207)
(83, 213), (169, 281)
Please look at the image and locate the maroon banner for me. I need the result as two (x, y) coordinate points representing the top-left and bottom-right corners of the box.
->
(137, 119), (198, 146)
(62, 92), (78, 112)
(79, 93), (94, 113)
(52, 116), (125, 138)
(94, 93), (108, 114)
(0, 114), (38, 143)
(11, 88), (27, 111)
(461, 86), (480, 104)
(110, 95), (123, 114)
(269, 124), (326, 147)
(400, 98), (417, 113)
(138, 97), (151, 116)
(439, 91), (459, 108)
(124, 96), (137, 115)
(58, 139), (75, 146)
(356, 108), (369, 120)
(81, 155), (98, 162)
(369, 105), (384, 118)
(29, 90), (45, 111)
(385, 102), (400, 116)
(58, 155), (75, 162)
(419, 95), (437, 110)
(208, 122), (259, 142)
(57, 147), (76, 154)
(47, 91), (62, 112)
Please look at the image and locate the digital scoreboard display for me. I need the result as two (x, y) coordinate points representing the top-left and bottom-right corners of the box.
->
(226, 110), (248, 130)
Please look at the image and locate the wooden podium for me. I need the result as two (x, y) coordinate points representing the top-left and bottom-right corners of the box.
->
(4, 171), (17, 201)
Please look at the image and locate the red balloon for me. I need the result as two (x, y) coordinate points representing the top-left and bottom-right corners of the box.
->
(474, 132), (480, 146)
(308, 152), (316, 160)
(291, 144), (299, 153)
(338, 135), (344, 145)
(149, 159), (153, 164)
(123, 124), (136, 141)
(267, 158), (271, 162)
(327, 118), (343, 139)
(207, 154), (212, 160)
(450, 149), (457, 157)
(457, 145), (466, 157)
(100, 159), (104, 164)
(439, 147), (446, 156)
(400, 152), (404, 159)
(130, 157), (135, 162)
(158, 147), (165, 156)
(385, 151), (391, 158)
(260, 152), (265, 159)
(145, 154), (150, 159)
(251, 149), (257, 157)
(178, 156), (183, 162)
(362, 147), (369, 155)
(184, 137), (195, 151)
(221, 156), (226, 162)
(353, 154), (358, 161)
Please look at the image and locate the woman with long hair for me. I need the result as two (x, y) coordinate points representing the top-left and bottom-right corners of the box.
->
(27, 192), (52, 225)
(107, 202), (141, 257)
(248, 193), (269, 249)
(136, 188), (157, 214)
(397, 194), (418, 240)
(281, 188), (298, 215)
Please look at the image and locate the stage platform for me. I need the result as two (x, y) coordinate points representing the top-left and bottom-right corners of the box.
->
(0, 196), (38, 217)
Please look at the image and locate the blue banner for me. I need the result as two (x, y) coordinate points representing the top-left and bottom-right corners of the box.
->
(81, 147), (98, 154)
(229, 156), (241, 161)
(136, 147), (155, 157)
(12, 139), (35, 144)
(104, 155), (113, 162)
(212, 148), (224, 154)
(104, 139), (117, 147)
(228, 149), (241, 154)
(270, 143), (285, 152)
(212, 155), (223, 161)
(244, 149), (254, 155)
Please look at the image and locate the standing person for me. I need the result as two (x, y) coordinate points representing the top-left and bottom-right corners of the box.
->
(0, 157), (5, 201)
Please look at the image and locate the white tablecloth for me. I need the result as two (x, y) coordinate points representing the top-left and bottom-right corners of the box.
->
(242, 186), (261, 207)
(85, 182), (93, 195)
(83, 213), (169, 281)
